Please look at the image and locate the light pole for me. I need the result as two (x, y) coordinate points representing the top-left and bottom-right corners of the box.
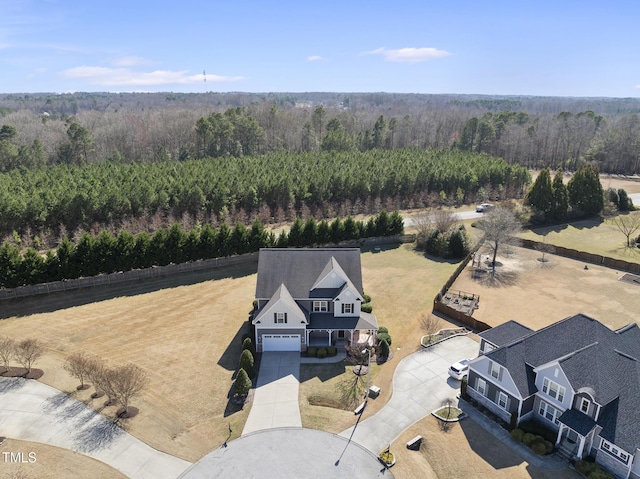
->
(362, 347), (372, 409)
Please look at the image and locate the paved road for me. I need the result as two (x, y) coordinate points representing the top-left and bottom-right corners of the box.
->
(339, 335), (480, 453)
(179, 428), (392, 479)
(0, 377), (191, 479)
(403, 209), (484, 228)
(242, 352), (302, 435)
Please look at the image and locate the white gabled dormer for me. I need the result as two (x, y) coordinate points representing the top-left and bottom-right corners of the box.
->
(252, 283), (308, 326)
(310, 257), (350, 291)
(333, 281), (362, 317)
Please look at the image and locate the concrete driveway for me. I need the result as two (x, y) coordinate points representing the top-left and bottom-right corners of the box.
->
(339, 335), (479, 453)
(242, 352), (301, 435)
(0, 377), (191, 479)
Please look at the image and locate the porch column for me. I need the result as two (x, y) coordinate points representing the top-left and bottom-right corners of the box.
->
(555, 424), (565, 446)
(327, 329), (333, 346)
(306, 329), (310, 345)
(349, 330), (354, 343)
(576, 434), (586, 458)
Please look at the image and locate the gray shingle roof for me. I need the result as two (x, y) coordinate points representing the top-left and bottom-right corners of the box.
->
(255, 248), (364, 299)
(484, 313), (640, 453)
(559, 409), (597, 437)
(479, 320), (534, 348)
(309, 311), (378, 330)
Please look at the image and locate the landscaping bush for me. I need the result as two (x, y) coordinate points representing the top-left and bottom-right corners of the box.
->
(378, 338), (390, 360)
(576, 460), (598, 476)
(510, 428), (524, 442)
(242, 337), (255, 354)
(326, 346), (337, 356)
(460, 375), (468, 397)
(363, 293), (372, 303)
(522, 432), (536, 446)
(519, 420), (557, 442)
(239, 349), (255, 378)
(378, 327), (388, 334)
(531, 441), (547, 455)
(241, 332), (251, 344)
(234, 368), (252, 396)
(361, 303), (373, 313)
(307, 347), (317, 357)
(543, 440), (554, 455)
(316, 348), (327, 359)
(377, 331), (392, 346)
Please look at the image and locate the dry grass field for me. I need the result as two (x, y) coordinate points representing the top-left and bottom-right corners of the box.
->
(391, 416), (581, 479)
(0, 264), (259, 463)
(0, 439), (127, 479)
(452, 245), (640, 331)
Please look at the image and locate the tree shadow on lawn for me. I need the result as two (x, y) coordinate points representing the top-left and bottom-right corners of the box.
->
(471, 267), (519, 288)
(217, 319), (253, 372)
(0, 262), (257, 319)
(299, 361), (347, 383)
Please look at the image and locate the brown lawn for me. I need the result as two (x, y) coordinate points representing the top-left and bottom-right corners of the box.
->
(452, 245), (640, 331)
(0, 264), (259, 463)
(392, 416), (581, 479)
(0, 438), (127, 479)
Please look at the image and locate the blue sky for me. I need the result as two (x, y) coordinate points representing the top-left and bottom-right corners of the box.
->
(2, 0), (640, 97)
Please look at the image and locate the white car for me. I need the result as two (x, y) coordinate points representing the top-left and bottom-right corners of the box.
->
(448, 359), (470, 380)
(476, 203), (494, 212)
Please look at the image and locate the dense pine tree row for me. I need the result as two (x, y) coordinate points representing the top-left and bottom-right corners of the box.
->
(0, 148), (529, 237)
(0, 211), (404, 288)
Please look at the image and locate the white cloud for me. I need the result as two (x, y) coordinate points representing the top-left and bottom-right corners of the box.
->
(62, 66), (243, 86)
(111, 56), (155, 67)
(366, 47), (450, 63)
(307, 55), (324, 62)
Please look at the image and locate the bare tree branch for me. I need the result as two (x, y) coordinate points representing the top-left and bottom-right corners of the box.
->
(64, 351), (92, 389)
(0, 337), (15, 373)
(610, 213), (640, 247)
(14, 338), (44, 373)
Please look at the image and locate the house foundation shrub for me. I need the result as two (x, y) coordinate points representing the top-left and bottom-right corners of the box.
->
(307, 347), (317, 357)
(316, 348), (327, 359)
(361, 303), (373, 313)
(239, 349), (255, 378)
(326, 346), (337, 356)
(510, 428), (524, 442)
(522, 432), (536, 446)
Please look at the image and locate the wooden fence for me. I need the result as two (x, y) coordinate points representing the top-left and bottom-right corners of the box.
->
(519, 238), (640, 274)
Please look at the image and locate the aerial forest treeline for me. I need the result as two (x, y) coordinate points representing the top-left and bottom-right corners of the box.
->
(0, 211), (404, 288)
(2, 92), (640, 174)
(0, 148), (529, 241)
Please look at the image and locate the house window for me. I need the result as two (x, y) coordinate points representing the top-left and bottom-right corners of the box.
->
(538, 401), (560, 425)
(477, 378), (487, 396)
(342, 303), (354, 314)
(542, 378), (565, 402)
(275, 312), (287, 324)
(498, 392), (508, 410)
(579, 397), (590, 414)
(490, 362), (501, 379)
(313, 301), (328, 312)
(600, 439), (630, 464)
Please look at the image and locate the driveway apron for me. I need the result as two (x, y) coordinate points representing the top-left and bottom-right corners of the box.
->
(0, 377), (191, 479)
(242, 352), (302, 435)
(339, 335), (479, 453)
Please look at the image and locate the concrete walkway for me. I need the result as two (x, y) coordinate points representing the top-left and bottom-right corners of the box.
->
(0, 377), (191, 479)
(339, 335), (479, 453)
(242, 352), (301, 435)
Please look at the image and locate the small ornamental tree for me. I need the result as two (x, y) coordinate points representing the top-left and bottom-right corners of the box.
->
(111, 363), (148, 415)
(239, 349), (255, 378)
(85, 355), (107, 397)
(234, 368), (252, 396)
(64, 351), (92, 389)
(0, 337), (15, 373)
(378, 338), (390, 361)
(242, 337), (255, 354)
(15, 338), (44, 374)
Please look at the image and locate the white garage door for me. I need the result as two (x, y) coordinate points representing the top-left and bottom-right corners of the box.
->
(262, 334), (301, 352)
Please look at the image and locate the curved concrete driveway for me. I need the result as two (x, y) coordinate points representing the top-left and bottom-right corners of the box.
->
(242, 352), (301, 435)
(0, 377), (191, 479)
(339, 335), (479, 453)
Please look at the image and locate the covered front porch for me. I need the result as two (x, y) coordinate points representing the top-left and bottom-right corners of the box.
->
(556, 409), (598, 459)
(306, 329), (377, 348)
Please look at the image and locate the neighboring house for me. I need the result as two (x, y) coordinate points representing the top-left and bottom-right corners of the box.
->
(252, 248), (378, 352)
(467, 314), (640, 479)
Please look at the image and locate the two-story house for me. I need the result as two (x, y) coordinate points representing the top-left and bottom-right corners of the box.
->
(467, 314), (640, 479)
(252, 248), (378, 352)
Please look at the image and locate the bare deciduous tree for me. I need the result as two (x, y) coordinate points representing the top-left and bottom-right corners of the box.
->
(94, 365), (119, 406)
(413, 209), (459, 249)
(64, 351), (92, 389)
(14, 338), (44, 374)
(0, 337), (15, 373)
(477, 207), (522, 274)
(611, 213), (640, 247)
(431, 209), (458, 234)
(420, 313), (442, 336)
(111, 363), (149, 415)
(84, 355), (106, 398)
(534, 234), (555, 262)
